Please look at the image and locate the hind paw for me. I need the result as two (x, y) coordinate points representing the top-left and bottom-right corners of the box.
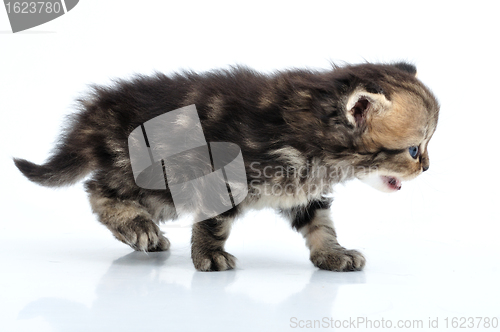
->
(112, 216), (170, 252)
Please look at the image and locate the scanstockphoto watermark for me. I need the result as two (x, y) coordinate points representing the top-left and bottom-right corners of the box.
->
(290, 317), (425, 329)
(249, 162), (378, 182)
(127, 104), (380, 224)
(3, 0), (79, 33)
(289, 316), (499, 329)
(247, 162), (378, 197)
(128, 105), (248, 223)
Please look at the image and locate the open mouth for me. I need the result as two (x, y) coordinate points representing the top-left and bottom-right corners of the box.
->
(381, 176), (402, 191)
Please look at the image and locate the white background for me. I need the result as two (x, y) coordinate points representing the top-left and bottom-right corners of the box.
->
(1, 1), (499, 331)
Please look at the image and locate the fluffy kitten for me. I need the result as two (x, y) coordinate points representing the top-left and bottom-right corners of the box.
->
(14, 62), (439, 272)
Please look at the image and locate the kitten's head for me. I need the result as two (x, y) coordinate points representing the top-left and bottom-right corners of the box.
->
(281, 62), (440, 192)
(338, 62), (439, 192)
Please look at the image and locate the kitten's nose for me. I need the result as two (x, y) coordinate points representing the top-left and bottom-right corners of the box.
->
(422, 165), (429, 172)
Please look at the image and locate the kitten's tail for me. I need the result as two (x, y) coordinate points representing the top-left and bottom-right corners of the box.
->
(13, 130), (93, 187)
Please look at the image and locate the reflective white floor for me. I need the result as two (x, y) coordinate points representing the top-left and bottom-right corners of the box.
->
(2, 211), (499, 332)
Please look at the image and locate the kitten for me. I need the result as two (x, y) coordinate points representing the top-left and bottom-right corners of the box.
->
(14, 62), (439, 272)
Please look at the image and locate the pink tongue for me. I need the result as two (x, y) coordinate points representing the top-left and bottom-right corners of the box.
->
(385, 176), (402, 190)
(389, 177), (401, 190)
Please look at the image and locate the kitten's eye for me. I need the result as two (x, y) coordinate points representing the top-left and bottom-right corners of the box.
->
(408, 146), (419, 159)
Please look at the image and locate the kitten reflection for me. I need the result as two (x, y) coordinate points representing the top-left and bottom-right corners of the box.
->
(19, 251), (365, 330)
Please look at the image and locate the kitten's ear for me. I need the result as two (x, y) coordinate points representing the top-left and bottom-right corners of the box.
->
(345, 89), (392, 127)
(393, 62), (418, 77)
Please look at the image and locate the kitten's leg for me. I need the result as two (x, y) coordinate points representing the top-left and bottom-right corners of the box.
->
(191, 210), (236, 272)
(86, 182), (170, 252)
(282, 199), (365, 271)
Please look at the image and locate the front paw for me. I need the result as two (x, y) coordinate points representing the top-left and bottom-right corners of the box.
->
(310, 248), (365, 271)
(192, 249), (236, 272)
